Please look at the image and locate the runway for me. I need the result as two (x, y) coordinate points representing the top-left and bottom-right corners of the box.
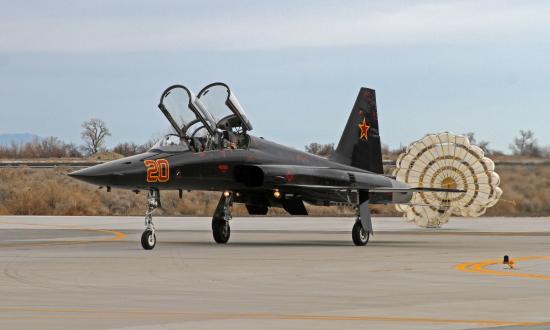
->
(1, 216), (550, 329)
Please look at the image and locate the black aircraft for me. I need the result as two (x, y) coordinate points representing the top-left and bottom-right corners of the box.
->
(70, 83), (460, 249)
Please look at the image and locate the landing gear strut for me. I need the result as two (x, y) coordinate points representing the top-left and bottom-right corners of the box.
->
(212, 193), (233, 244)
(141, 188), (160, 250)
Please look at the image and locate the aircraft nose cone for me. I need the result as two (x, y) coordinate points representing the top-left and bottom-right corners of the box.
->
(68, 167), (95, 178)
(68, 166), (108, 185)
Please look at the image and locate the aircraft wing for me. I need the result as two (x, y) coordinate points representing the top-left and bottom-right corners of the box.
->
(368, 187), (465, 193)
(237, 164), (464, 193)
(279, 183), (464, 193)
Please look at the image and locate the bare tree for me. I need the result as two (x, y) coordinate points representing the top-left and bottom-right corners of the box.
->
(464, 132), (477, 144)
(81, 118), (110, 155)
(464, 132), (492, 154)
(64, 143), (82, 158)
(305, 142), (335, 157)
(510, 130), (540, 156)
(139, 137), (159, 152)
(112, 142), (141, 157)
(477, 141), (491, 155)
(0, 136), (82, 158)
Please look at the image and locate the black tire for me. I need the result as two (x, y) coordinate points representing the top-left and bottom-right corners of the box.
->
(141, 230), (156, 250)
(352, 221), (369, 246)
(212, 217), (230, 244)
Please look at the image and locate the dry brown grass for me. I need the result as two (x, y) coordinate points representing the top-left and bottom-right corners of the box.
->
(485, 165), (550, 216)
(0, 167), (354, 216)
(0, 165), (548, 217)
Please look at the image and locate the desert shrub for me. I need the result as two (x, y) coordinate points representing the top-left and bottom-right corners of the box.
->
(0, 137), (82, 159)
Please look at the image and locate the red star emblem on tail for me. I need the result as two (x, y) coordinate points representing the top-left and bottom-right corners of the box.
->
(358, 117), (370, 140)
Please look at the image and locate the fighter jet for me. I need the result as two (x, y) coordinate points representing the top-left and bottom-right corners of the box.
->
(70, 83), (461, 249)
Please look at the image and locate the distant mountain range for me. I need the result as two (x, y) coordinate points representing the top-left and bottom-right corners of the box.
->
(0, 133), (41, 146)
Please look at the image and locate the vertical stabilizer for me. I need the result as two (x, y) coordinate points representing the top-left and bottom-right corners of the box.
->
(330, 88), (383, 174)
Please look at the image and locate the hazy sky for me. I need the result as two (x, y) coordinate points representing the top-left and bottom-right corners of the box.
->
(1, 0), (549, 152)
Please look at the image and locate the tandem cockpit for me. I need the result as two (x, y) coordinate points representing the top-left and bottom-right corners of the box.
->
(151, 82), (253, 153)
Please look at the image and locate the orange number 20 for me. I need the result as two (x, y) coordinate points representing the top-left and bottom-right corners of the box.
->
(144, 159), (170, 183)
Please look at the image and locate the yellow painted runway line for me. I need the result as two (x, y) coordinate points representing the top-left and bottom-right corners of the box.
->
(0, 307), (549, 326)
(456, 256), (550, 280)
(0, 221), (126, 248)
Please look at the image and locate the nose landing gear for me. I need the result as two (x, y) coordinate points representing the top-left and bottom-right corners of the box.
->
(141, 188), (160, 250)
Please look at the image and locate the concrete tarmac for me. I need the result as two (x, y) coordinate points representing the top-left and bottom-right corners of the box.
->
(1, 216), (550, 329)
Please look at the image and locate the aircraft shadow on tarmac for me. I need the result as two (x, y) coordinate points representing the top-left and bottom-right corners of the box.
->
(154, 239), (432, 248)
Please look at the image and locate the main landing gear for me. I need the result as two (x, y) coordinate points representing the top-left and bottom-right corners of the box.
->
(352, 219), (369, 246)
(212, 192), (233, 244)
(352, 195), (373, 246)
(141, 188), (160, 250)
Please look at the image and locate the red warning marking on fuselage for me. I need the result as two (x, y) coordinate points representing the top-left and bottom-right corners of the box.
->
(285, 170), (295, 183)
(218, 164), (229, 174)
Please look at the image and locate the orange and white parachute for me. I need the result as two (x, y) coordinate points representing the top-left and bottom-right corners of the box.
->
(393, 132), (502, 228)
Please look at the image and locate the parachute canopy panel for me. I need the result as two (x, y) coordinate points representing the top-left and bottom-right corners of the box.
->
(393, 132), (502, 228)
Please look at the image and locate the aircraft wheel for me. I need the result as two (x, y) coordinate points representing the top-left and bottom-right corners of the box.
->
(212, 217), (230, 244)
(141, 230), (156, 250)
(352, 221), (369, 246)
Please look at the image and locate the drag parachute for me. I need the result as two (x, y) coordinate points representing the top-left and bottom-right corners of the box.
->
(393, 132), (502, 228)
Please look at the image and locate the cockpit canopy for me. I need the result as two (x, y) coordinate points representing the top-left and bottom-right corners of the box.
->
(149, 134), (188, 152)
(158, 85), (216, 138)
(156, 82), (252, 152)
(197, 82), (253, 133)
